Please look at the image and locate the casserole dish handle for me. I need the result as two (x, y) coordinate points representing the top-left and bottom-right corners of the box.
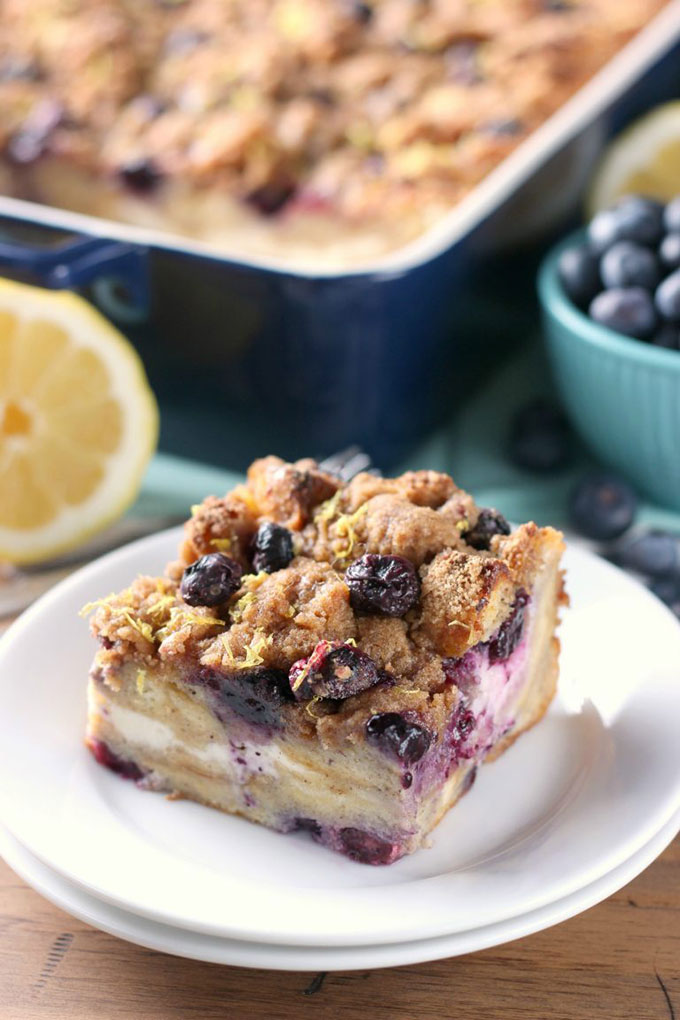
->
(0, 233), (149, 324)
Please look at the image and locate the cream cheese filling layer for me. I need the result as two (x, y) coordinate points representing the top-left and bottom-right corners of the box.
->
(95, 702), (317, 785)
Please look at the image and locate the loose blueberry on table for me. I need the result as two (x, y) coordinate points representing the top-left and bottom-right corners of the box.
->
(508, 399), (573, 473)
(569, 472), (637, 541)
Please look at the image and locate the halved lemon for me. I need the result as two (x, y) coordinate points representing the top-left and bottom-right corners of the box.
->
(0, 277), (158, 564)
(588, 101), (680, 214)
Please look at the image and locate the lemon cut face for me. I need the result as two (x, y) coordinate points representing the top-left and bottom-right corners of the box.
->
(0, 278), (158, 564)
(588, 101), (680, 213)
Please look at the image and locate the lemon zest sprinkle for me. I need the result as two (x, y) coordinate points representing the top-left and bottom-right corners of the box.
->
(79, 593), (117, 617)
(156, 607), (224, 641)
(136, 668), (147, 694)
(314, 490), (342, 526)
(190, 503), (202, 517)
(221, 628), (272, 670)
(211, 537), (232, 551)
(221, 634), (237, 667)
(230, 590), (258, 624)
(123, 612), (154, 643)
(305, 696), (324, 718)
(332, 505), (366, 563)
(147, 594), (175, 619)
(291, 658), (312, 692)
(447, 619), (471, 633)
(240, 571), (269, 591)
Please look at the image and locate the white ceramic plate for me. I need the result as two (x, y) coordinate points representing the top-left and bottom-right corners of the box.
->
(1, 813), (677, 972)
(0, 532), (679, 947)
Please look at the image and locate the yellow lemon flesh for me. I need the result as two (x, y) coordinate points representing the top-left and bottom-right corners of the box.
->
(0, 278), (158, 564)
(588, 101), (680, 214)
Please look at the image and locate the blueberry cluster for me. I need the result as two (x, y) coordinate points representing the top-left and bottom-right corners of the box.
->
(559, 195), (680, 349)
(179, 521), (295, 609)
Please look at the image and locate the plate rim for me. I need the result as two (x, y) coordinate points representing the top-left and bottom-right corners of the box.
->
(1, 530), (680, 946)
(1, 811), (678, 971)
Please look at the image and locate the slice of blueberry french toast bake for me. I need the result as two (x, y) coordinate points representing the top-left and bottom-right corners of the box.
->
(83, 457), (566, 865)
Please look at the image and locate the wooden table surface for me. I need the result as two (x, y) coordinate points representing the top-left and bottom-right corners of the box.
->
(0, 633), (678, 1020)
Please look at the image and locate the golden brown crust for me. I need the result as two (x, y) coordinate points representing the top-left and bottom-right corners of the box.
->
(412, 548), (515, 658)
(302, 492), (468, 569)
(201, 558), (356, 672)
(246, 456), (339, 530)
(176, 489), (258, 572)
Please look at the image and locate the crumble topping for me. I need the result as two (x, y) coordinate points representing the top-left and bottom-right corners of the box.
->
(0, 0), (666, 260)
(84, 456), (564, 744)
(201, 558), (356, 672)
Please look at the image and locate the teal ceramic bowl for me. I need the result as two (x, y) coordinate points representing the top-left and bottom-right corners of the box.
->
(538, 230), (680, 511)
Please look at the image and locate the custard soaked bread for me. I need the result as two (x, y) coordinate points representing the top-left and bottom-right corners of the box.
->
(84, 457), (566, 864)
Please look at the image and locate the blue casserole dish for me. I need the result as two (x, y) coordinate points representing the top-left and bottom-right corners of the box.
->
(0, 6), (679, 470)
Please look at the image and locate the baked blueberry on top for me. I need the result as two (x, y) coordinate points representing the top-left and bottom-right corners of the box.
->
(83, 456), (566, 864)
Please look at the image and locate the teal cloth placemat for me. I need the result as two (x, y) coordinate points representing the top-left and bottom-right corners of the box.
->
(130, 343), (680, 534)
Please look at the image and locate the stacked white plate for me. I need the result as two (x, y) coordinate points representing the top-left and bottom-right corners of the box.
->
(0, 532), (678, 971)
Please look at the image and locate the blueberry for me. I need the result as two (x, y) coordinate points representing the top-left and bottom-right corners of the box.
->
(659, 233), (680, 271)
(509, 399), (572, 473)
(589, 287), (657, 339)
(345, 554), (420, 617)
(483, 118), (524, 137)
(569, 473), (637, 540)
(442, 653), (477, 690)
(445, 41), (482, 85)
(651, 323), (680, 350)
(191, 665), (292, 728)
(663, 196), (680, 234)
(487, 589), (529, 662)
(558, 245), (601, 308)
(655, 269), (680, 323)
(118, 157), (162, 193)
(0, 56), (42, 82)
(180, 553), (243, 606)
(164, 28), (210, 54)
(294, 817), (322, 837)
(88, 739), (145, 781)
(463, 508), (511, 550)
(588, 196), (664, 253)
(611, 529), (679, 577)
(246, 181), (295, 215)
(600, 241), (659, 290)
(8, 99), (63, 164)
(252, 521), (294, 573)
(338, 827), (399, 865)
(349, 1), (373, 23)
(650, 576), (680, 620)
(366, 713), (433, 765)
(289, 641), (379, 700)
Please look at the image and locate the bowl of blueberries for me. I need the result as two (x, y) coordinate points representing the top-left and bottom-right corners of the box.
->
(538, 193), (680, 511)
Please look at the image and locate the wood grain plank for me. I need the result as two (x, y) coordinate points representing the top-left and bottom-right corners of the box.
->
(1, 838), (677, 1020)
